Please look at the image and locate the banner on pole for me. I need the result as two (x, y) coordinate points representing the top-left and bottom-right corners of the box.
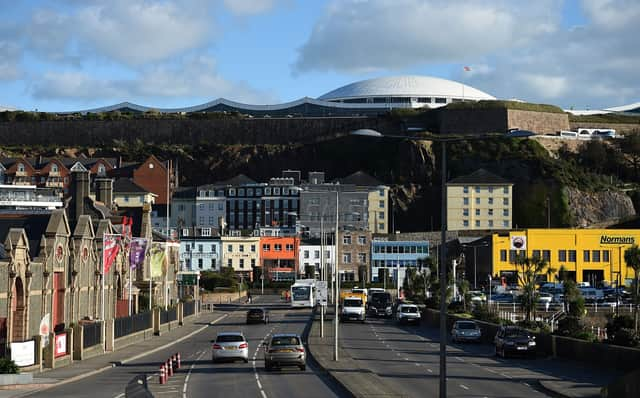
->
(150, 242), (166, 278)
(103, 234), (121, 274)
(129, 238), (148, 270)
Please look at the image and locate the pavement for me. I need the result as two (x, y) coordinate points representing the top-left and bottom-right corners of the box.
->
(0, 306), (232, 398)
(306, 309), (610, 398)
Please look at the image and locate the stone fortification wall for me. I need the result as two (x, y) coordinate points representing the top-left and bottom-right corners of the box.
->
(438, 108), (507, 135)
(507, 109), (570, 134)
(0, 117), (398, 146)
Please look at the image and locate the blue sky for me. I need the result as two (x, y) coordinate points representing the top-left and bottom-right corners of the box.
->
(0, 0), (638, 112)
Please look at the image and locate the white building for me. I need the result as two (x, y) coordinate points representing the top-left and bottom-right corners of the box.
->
(298, 241), (335, 278)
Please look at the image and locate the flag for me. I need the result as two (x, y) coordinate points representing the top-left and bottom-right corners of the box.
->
(150, 242), (166, 278)
(463, 66), (471, 71)
(103, 234), (121, 274)
(129, 237), (148, 270)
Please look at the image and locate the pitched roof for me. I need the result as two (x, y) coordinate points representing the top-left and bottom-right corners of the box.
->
(0, 213), (52, 258)
(336, 171), (383, 186)
(220, 174), (257, 186)
(113, 178), (151, 194)
(447, 168), (511, 185)
(173, 186), (197, 199)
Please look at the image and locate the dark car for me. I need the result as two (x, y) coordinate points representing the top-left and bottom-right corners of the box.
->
(246, 308), (269, 324)
(368, 292), (393, 318)
(494, 326), (536, 358)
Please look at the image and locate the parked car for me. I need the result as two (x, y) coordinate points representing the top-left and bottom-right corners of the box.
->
(469, 291), (487, 303)
(395, 304), (421, 324)
(537, 292), (553, 304)
(246, 308), (269, 324)
(212, 332), (249, 363)
(494, 326), (536, 358)
(490, 293), (515, 303)
(451, 320), (482, 343)
(263, 333), (306, 371)
(600, 296), (621, 307)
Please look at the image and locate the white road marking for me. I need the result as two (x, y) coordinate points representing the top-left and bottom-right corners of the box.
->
(427, 368), (433, 373)
(500, 373), (514, 379)
(455, 357), (465, 362)
(459, 384), (469, 390)
(182, 349), (206, 398)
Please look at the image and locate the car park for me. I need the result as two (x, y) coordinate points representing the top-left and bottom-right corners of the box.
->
(395, 304), (421, 324)
(263, 333), (306, 371)
(246, 308), (270, 324)
(537, 292), (553, 304)
(451, 320), (482, 343)
(494, 326), (536, 358)
(469, 291), (487, 303)
(212, 332), (249, 363)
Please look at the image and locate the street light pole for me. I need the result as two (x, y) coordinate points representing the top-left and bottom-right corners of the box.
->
(439, 141), (447, 398)
(334, 190), (340, 361)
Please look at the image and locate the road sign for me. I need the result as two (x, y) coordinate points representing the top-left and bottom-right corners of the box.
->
(177, 273), (198, 286)
(316, 281), (328, 306)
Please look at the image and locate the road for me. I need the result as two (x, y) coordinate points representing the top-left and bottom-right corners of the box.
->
(340, 316), (618, 398)
(21, 295), (347, 398)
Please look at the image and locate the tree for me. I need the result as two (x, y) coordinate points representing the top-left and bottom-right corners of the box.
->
(622, 133), (640, 180)
(624, 245), (640, 332)
(458, 279), (471, 312)
(515, 255), (548, 322)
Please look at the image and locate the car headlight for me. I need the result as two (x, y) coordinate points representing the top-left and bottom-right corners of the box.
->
(528, 341), (536, 346)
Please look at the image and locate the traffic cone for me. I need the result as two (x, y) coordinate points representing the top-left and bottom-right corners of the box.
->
(167, 359), (173, 377)
(176, 352), (181, 369)
(159, 364), (166, 384)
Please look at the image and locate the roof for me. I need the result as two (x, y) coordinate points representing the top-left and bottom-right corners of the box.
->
(113, 178), (151, 194)
(447, 168), (511, 185)
(337, 171), (383, 187)
(605, 102), (640, 113)
(0, 213), (52, 258)
(220, 174), (257, 186)
(318, 75), (495, 101)
(172, 186), (197, 199)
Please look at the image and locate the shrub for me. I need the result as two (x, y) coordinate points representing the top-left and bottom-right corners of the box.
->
(0, 358), (19, 374)
(448, 300), (466, 313)
(556, 316), (585, 337)
(472, 304), (501, 324)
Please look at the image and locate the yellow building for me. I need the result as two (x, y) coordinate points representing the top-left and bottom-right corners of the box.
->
(368, 186), (389, 234)
(492, 229), (640, 286)
(221, 234), (260, 280)
(447, 169), (513, 231)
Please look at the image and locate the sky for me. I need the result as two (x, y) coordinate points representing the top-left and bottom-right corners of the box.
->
(0, 0), (638, 112)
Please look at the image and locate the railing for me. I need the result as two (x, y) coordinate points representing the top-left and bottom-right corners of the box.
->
(183, 301), (196, 317)
(160, 307), (178, 325)
(114, 312), (152, 339)
(82, 322), (102, 349)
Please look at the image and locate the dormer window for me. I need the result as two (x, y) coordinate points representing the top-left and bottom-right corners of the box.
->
(51, 164), (58, 173)
(17, 163), (25, 172)
(149, 163), (154, 169)
(97, 164), (106, 176)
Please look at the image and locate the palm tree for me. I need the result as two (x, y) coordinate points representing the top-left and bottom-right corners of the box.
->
(515, 255), (548, 323)
(624, 245), (640, 332)
(546, 265), (557, 284)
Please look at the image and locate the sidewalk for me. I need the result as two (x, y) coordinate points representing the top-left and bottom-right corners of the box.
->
(0, 309), (228, 398)
(306, 309), (402, 398)
(538, 379), (603, 398)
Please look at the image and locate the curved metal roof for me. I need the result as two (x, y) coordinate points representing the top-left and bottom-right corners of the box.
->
(317, 75), (495, 101)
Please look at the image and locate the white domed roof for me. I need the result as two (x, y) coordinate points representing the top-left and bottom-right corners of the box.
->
(318, 75), (495, 101)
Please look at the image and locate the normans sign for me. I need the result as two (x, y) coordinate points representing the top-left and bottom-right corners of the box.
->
(600, 236), (635, 245)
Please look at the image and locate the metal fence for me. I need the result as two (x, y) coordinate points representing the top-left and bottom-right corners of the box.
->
(114, 312), (152, 339)
(82, 322), (102, 349)
(160, 307), (177, 325)
(183, 301), (196, 317)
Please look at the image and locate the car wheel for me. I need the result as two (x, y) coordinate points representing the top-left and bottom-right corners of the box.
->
(244, 358), (249, 363)
(299, 365), (306, 371)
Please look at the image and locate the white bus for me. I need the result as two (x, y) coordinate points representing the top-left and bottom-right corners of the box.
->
(290, 279), (316, 308)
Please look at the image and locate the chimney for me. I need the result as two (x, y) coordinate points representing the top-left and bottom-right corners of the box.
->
(68, 162), (90, 225)
(95, 178), (113, 208)
(308, 171), (325, 184)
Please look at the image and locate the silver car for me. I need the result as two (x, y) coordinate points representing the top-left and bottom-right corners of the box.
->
(451, 320), (482, 343)
(263, 333), (306, 371)
(212, 332), (249, 363)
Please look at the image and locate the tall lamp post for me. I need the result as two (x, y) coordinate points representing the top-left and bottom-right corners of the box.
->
(350, 128), (533, 398)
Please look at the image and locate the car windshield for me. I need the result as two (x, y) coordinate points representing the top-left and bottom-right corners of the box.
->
(505, 329), (529, 338)
(457, 322), (477, 330)
(248, 309), (264, 315)
(401, 306), (418, 313)
(292, 286), (310, 300)
(271, 336), (300, 346)
(216, 335), (245, 343)
(371, 293), (391, 304)
(344, 299), (362, 307)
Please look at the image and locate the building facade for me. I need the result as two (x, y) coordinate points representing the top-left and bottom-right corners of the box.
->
(260, 236), (300, 281)
(178, 228), (221, 272)
(220, 235), (259, 281)
(492, 229), (640, 286)
(447, 169), (513, 231)
(337, 230), (371, 282)
(371, 239), (430, 284)
(298, 242), (335, 279)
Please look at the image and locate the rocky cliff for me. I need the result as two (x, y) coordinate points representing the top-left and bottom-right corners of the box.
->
(565, 187), (636, 227)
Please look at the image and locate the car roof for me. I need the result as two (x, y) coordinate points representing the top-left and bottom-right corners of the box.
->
(217, 331), (245, 336)
(272, 333), (300, 338)
(400, 303), (418, 307)
(455, 320), (477, 324)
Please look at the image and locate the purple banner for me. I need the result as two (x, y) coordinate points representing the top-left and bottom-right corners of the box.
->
(129, 238), (148, 270)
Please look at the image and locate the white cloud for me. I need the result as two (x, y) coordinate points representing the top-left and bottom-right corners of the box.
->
(31, 56), (277, 105)
(518, 74), (568, 99)
(581, 0), (640, 29)
(294, 0), (560, 73)
(0, 40), (21, 80)
(223, 0), (281, 15)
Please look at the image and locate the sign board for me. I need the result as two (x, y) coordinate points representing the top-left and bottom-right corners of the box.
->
(39, 313), (50, 348)
(510, 235), (527, 250)
(316, 281), (328, 306)
(178, 274), (198, 286)
(10, 340), (35, 367)
(54, 333), (67, 358)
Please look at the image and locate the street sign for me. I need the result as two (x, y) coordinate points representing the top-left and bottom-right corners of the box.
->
(178, 274), (198, 286)
(316, 281), (328, 306)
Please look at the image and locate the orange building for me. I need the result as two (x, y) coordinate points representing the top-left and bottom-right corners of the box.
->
(260, 236), (300, 281)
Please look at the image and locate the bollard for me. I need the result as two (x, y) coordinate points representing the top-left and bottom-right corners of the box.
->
(172, 354), (177, 370)
(159, 364), (166, 384)
(176, 352), (181, 369)
(167, 359), (173, 377)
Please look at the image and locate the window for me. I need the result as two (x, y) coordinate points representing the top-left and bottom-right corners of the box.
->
(185, 244), (190, 252)
(379, 189), (385, 196)
(239, 244), (244, 253)
(286, 244), (294, 251)
(463, 186), (469, 194)
(211, 259), (216, 268)
(503, 220), (509, 227)
(238, 188), (245, 196)
(304, 250), (309, 258)
(475, 197), (480, 205)
(182, 228), (189, 237)
(343, 253), (351, 263)
(275, 244), (282, 251)
(475, 220), (480, 227)
(198, 244), (203, 253)
(503, 198), (509, 205)
(198, 216), (204, 225)
(378, 211), (385, 220)
(488, 186), (494, 193)
(463, 209), (469, 216)
(208, 216), (215, 225)
(211, 245), (216, 253)
(509, 250), (517, 263)
(503, 209), (509, 217)
(475, 209), (480, 216)
(379, 200), (385, 208)
(227, 259), (232, 267)
(435, 97), (446, 104)
(358, 253), (366, 263)
(569, 250), (577, 262)
(463, 197), (469, 205)
(592, 250), (601, 262)
(463, 220), (469, 227)
(124, 196), (129, 202)
(500, 250), (507, 262)
(532, 250), (541, 259)
(239, 259), (244, 268)
(543, 250), (551, 262)
(583, 250), (590, 262)
(251, 259), (256, 267)
(314, 250), (320, 258)
(198, 259), (203, 269)
(17, 163), (24, 172)
(51, 164), (58, 173)
(202, 228), (211, 237)
(488, 209), (494, 216)
(358, 235), (366, 245)
(475, 186), (480, 193)
(343, 235), (352, 244)
(228, 188), (236, 196)
(488, 197), (494, 205)
(263, 244), (270, 252)
(488, 220), (494, 227)
(251, 245), (256, 252)
(603, 250), (610, 262)
(199, 203), (205, 211)
(378, 223), (384, 230)
(227, 245), (232, 253)
(558, 250), (567, 262)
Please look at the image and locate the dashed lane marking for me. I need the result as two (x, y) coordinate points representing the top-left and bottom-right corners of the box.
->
(459, 384), (470, 390)
(182, 348), (206, 398)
